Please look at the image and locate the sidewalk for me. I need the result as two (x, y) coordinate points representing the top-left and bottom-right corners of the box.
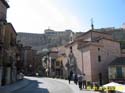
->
(54, 78), (100, 93)
(0, 79), (30, 93)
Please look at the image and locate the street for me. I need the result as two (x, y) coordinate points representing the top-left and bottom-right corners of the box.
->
(9, 77), (99, 93)
(12, 77), (73, 93)
(0, 77), (100, 93)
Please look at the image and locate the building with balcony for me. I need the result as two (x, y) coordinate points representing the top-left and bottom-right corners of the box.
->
(0, 22), (17, 86)
(0, 0), (22, 86)
(108, 57), (125, 84)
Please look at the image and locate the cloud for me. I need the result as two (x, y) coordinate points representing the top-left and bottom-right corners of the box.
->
(7, 0), (83, 33)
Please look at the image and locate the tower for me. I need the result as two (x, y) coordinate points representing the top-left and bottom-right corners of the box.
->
(0, 0), (9, 21)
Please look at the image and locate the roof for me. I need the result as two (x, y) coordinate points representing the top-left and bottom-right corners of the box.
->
(109, 57), (125, 66)
(93, 37), (119, 43)
(6, 23), (17, 35)
(78, 42), (103, 49)
(65, 40), (88, 47)
(65, 36), (118, 48)
(76, 30), (111, 39)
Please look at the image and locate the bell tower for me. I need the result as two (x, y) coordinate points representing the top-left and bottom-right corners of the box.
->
(0, 0), (9, 21)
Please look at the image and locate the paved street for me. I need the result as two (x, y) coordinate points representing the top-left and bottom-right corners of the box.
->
(0, 77), (100, 93)
(12, 77), (73, 93)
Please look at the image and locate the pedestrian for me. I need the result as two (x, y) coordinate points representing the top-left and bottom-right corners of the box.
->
(68, 71), (73, 84)
(82, 74), (86, 89)
(74, 74), (78, 85)
(78, 74), (83, 90)
(70, 71), (73, 80)
(68, 75), (71, 84)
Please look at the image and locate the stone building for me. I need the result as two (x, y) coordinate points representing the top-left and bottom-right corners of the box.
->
(0, 22), (17, 86)
(0, 0), (19, 86)
(64, 30), (121, 85)
(0, 0), (9, 86)
(22, 46), (38, 76)
(16, 42), (24, 75)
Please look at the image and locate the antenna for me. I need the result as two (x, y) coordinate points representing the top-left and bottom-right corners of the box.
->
(91, 18), (94, 31)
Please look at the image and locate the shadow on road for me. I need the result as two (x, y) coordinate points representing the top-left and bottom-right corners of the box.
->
(0, 78), (50, 93)
(12, 79), (50, 93)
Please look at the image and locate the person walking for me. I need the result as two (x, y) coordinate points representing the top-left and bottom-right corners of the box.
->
(82, 74), (86, 89)
(68, 71), (73, 84)
(70, 71), (73, 80)
(68, 75), (71, 84)
(78, 74), (83, 90)
(74, 74), (78, 85)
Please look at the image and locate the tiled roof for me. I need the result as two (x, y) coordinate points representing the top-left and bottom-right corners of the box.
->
(109, 57), (125, 66)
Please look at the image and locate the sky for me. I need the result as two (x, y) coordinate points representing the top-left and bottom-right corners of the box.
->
(7, 0), (125, 33)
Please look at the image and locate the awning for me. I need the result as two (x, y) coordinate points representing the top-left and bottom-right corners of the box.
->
(102, 82), (125, 92)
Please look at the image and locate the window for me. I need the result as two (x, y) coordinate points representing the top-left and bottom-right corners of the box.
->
(98, 48), (100, 51)
(98, 55), (101, 62)
(116, 67), (123, 78)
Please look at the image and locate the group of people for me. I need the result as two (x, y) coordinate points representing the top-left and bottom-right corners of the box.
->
(68, 71), (86, 90)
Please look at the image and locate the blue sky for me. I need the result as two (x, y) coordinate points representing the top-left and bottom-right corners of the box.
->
(7, 0), (125, 33)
